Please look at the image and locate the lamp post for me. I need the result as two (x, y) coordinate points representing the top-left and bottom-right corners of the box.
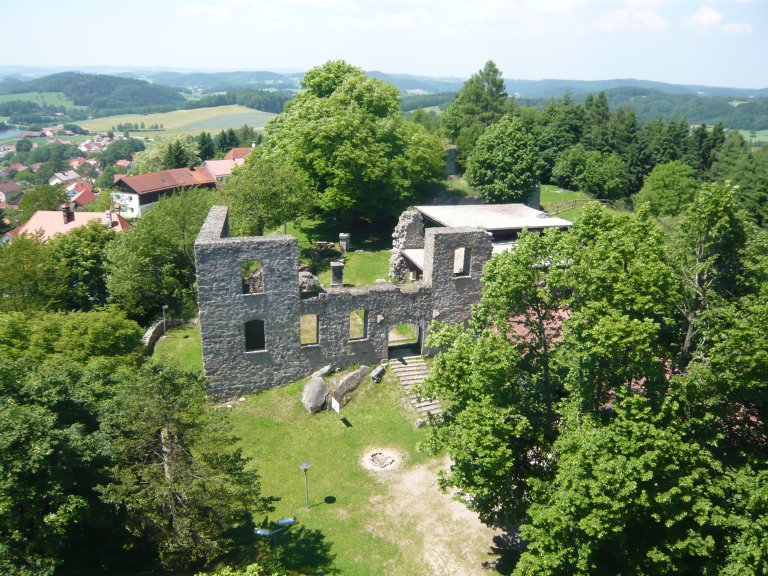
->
(161, 304), (169, 333)
(299, 460), (312, 510)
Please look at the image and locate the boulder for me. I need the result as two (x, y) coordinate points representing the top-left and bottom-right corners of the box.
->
(370, 363), (387, 383)
(311, 364), (336, 378)
(301, 376), (328, 413)
(299, 270), (325, 296)
(336, 365), (370, 398)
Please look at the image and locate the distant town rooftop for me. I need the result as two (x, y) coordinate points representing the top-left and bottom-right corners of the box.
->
(414, 204), (572, 232)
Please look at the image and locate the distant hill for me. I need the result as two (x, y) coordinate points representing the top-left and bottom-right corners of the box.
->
(2, 72), (184, 113)
(505, 78), (768, 99)
(129, 70), (302, 92)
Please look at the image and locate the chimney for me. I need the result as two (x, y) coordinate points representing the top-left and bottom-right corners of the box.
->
(61, 203), (73, 224)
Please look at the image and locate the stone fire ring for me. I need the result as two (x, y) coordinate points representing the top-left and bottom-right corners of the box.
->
(362, 448), (401, 472)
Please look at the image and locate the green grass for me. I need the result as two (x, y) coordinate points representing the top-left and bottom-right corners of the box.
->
(79, 105), (275, 137)
(152, 324), (203, 373)
(317, 249), (391, 287)
(0, 91), (80, 108)
(540, 184), (623, 221)
(228, 372), (433, 575)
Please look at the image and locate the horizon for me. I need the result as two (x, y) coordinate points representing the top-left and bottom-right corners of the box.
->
(2, 0), (767, 89)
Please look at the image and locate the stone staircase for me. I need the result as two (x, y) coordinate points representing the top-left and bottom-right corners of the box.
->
(388, 353), (443, 418)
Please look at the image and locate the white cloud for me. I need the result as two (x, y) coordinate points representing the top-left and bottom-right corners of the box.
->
(595, 9), (669, 31)
(683, 4), (754, 34)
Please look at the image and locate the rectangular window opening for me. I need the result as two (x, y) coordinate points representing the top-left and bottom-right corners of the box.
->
(300, 314), (319, 346)
(453, 247), (472, 277)
(242, 260), (264, 294)
(349, 309), (368, 340)
(245, 319), (266, 352)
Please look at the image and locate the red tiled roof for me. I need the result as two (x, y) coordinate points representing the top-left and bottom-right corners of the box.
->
(10, 163), (28, 172)
(0, 182), (21, 195)
(223, 147), (254, 160)
(72, 188), (97, 207)
(118, 166), (215, 195)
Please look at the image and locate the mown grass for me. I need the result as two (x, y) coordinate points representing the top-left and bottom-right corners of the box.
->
(79, 105), (275, 137)
(152, 324), (203, 373)
(153, 324), (442, 575)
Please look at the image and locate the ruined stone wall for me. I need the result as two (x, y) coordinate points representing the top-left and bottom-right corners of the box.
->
(195, 206), (493, 399)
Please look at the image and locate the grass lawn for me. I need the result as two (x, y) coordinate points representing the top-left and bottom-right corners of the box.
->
(153, 324), (501, 574)
(152, 324), (203, 373)
(79, 105), (275, 137)
(738, 129), (768, 143)
(317, 249), (391, 287)
(540, 184), (624, 221)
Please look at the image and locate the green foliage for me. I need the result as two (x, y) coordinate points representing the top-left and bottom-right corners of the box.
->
(131, 135), (200, 174)
(18, 184), (67, 223)
(224, 154), (311, 235)
(633, 160), (697, 216)
(0, 232), (64, 312)
(552, 145), (627, 199)
(98, 359), (274, 570)
(516, 396), (725, 576)
(105, 188), (212, 322)
(464, 114), (543, 203)
(47, 220), (117, 310)
(197, 131), (216, 161)
(98, 137), (144, 165)
(258, 60), (444, 222)
(441, 60), (508, 168)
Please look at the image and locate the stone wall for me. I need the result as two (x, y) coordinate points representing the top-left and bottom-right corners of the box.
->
(195, 206), (493, 399)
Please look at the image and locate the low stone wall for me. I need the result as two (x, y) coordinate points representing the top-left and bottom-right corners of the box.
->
(142, 318), (183, 354)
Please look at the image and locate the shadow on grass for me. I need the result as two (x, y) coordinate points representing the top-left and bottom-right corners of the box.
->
(298, 217), (396, 251)
(280, 525), (339, 575)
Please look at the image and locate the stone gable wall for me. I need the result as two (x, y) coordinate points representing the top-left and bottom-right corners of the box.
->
(195, 206), (493, 399)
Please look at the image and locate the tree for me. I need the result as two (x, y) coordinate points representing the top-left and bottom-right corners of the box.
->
(224, 154), (311, 236)
(515, 395), (725, 576)
(15, 139), (32, 153)
(105, 188), (212, 322)
(131, 136), (200, 174)
(441, 60), (508, 168)
(0, 232), (64, 311)
(197, 131), (216, 161)
(18, 184), (67, 223)
(464, 114), (543, 203)
(47, 220), (117, 310)
(633, 160), (698, 216)
(98, 360), (274, 569)
(257, 60), (444, 222)
(553, 146), (627, 199)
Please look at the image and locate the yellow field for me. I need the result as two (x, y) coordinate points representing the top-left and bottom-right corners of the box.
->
(79, 105), (276, 137)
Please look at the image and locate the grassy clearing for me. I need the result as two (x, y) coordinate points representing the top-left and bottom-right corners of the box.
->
(0, 91), (80, 108)
(79, 105), (275, 137)
(317, 249), (391, 287)
(152, 324), (203, 373)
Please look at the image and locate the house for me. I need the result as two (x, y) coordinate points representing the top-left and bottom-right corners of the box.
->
(66, 179), (94, 199)
(49, 170), (81, 186)
(3, 204), (130, 243)
(115, 159), (132, 169)
(223, 147), (255, 160)
(68, 157), (88, 170)
(10, 163), (28, 173)
(112, 165), (216, 218)
(71, 187), (98, 209)
(29, 163), (43, 172)
(0, 181), (21, 202)
(201, 158), (244, 187)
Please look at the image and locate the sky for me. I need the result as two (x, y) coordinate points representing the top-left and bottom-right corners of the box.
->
(3, 0), (767, 88)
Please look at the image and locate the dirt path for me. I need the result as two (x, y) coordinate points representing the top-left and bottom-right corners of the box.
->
(367, 454), (500, 575)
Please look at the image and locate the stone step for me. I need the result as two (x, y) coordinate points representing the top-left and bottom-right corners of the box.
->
(412, 397), (439, 406)
(390, 354), (443, 422)
(392, 370), (427, 379)
(398, 375), (427, 384)
(390, 363), (427, 371)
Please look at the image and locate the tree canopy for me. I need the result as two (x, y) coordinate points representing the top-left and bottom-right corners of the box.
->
(256, 60), (444, 223)
(131, 136), (200, 174)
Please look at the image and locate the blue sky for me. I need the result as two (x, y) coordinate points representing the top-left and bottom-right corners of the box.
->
(3, 0), (767, 87)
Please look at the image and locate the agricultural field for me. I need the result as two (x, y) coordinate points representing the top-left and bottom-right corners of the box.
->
(154, 325), (502, 575)
(78, 105), (275, 137)
(738, 129), (768, 143)
(0, 91), (80, 108)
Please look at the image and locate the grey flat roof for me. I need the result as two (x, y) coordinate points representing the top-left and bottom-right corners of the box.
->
(415, 204), (571, 231)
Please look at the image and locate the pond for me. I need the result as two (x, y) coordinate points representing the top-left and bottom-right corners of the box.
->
(0, 127), (21, 140)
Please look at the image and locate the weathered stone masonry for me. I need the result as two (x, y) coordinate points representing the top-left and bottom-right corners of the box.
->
(195, 205), (493, 399)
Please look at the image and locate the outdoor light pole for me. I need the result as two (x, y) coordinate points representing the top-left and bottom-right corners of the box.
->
(299, 460), (312, 510)
(161, 304), (169, 333)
